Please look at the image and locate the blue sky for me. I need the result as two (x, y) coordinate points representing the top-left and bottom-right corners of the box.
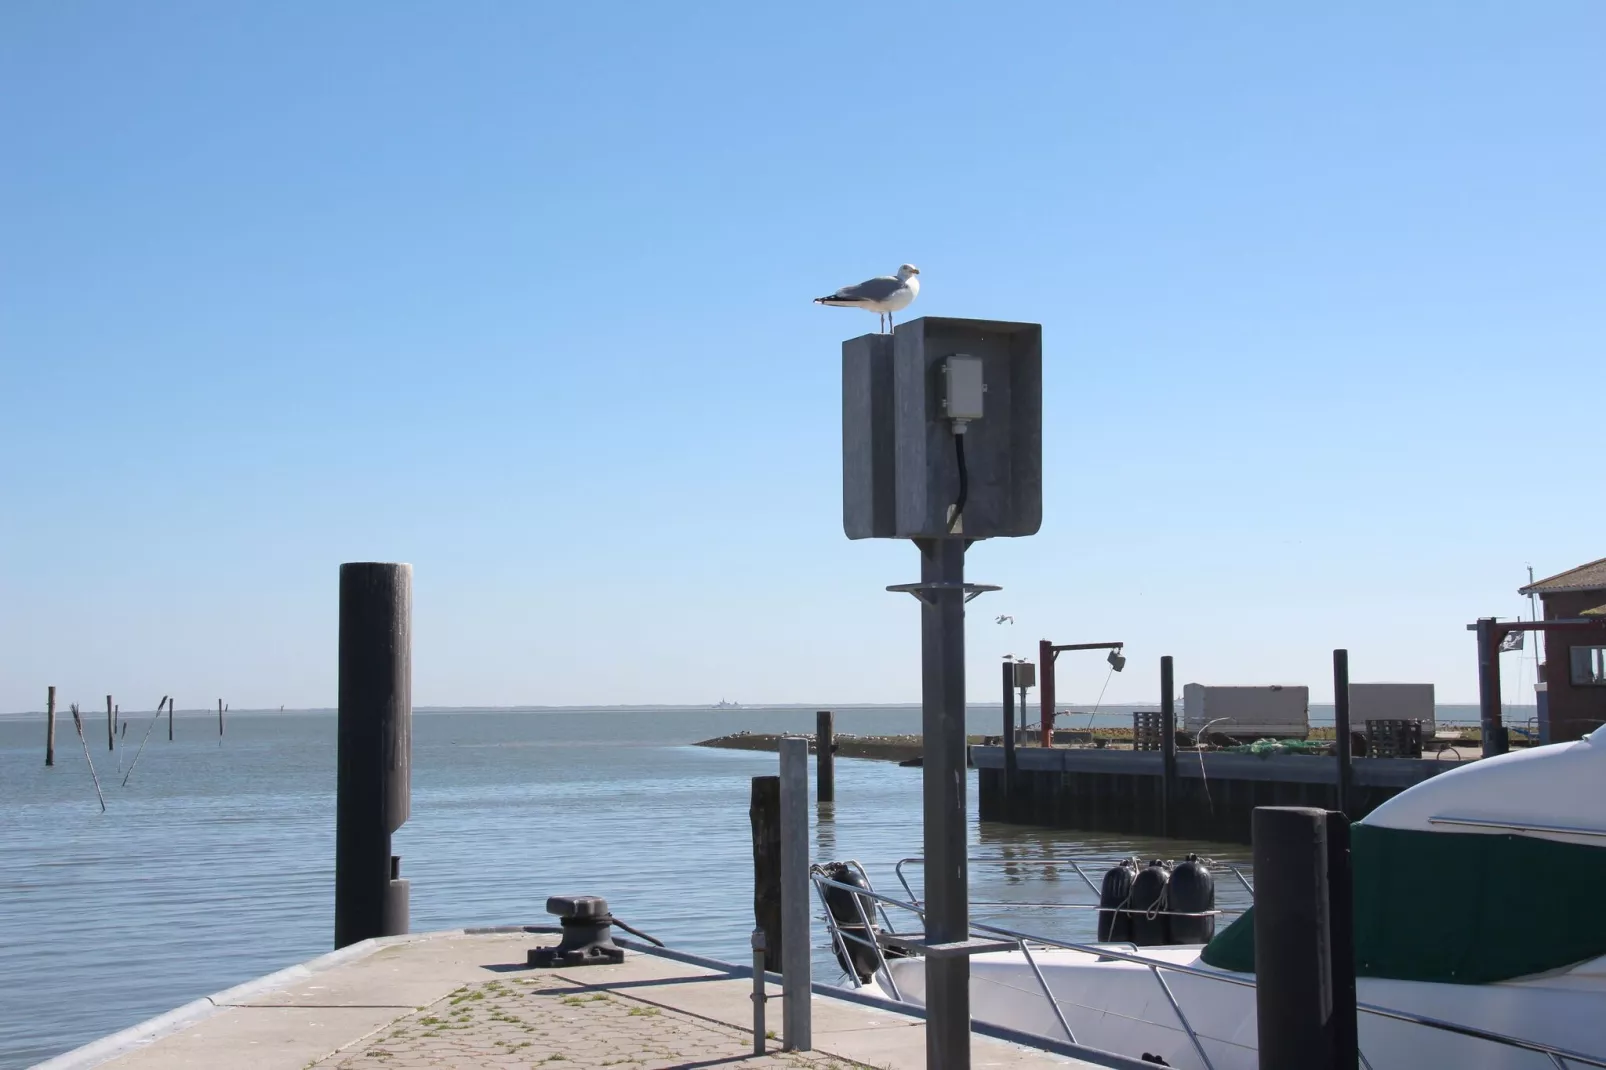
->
(2, 3), (1602, 713)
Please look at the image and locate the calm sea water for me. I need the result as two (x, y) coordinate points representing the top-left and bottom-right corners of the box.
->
(1, 701), (1489, 1068)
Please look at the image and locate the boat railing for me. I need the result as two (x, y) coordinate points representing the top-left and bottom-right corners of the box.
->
(892, 854), (1258, 913)
(810, 861), (1606, 1070)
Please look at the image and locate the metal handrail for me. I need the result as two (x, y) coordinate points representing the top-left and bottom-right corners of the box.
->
(809, 866), (1606, 1070)
(893, 855), (1255, 922)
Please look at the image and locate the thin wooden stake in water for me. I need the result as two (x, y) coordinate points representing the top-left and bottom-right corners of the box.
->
(218, 698), (224, 742)
(106, 695), (114, 751)
(46, 686), (56, 767)
(168, 696), (174, 741)
(71, 704), (107, 812)
(122, 695), (169, 788)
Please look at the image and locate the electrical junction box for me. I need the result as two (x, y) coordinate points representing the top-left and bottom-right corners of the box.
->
(1012, 661), (1037, 689)
(842, 317), (1042, 540)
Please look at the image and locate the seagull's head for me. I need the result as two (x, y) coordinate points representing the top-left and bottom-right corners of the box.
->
(897, 264), (920, 279)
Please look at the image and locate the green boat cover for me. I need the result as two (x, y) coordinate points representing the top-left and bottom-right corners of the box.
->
(1199, 824), (1606, 984)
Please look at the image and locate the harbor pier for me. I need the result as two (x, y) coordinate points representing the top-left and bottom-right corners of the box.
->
(976, 746), (1465, 844)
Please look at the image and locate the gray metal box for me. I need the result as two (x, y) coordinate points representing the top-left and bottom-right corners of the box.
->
(842, 317), (1042, 540)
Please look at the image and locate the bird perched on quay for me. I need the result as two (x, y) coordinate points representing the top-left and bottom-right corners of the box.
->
(813, 264), (920, 333)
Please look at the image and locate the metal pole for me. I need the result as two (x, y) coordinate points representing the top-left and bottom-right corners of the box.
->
(1333, 649), (1352, 816)
(1476, 618), (1506, 758)
(1160, 657), (1176, 838)
(816, 711), (835, 804)
(1038, 637), (1054, 748)
(335, 562), (413, 949)
(778, 736), (811, 1050)
(1001, 660), (1016, 817)
(751, 928), (768, 1055)
(921, 538), (971, 1070)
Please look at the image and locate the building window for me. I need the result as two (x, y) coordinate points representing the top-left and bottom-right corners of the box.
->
(1571, 646), (1606, 687)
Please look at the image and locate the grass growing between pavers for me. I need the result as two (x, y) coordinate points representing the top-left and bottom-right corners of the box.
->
(311, 976), (878, 1070)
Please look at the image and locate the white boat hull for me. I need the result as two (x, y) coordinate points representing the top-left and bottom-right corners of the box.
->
(879, 946), (1606, 1069)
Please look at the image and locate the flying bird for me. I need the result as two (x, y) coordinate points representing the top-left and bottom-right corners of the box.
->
(814, 264), (920, 333)
(995, 615), (1014, 625)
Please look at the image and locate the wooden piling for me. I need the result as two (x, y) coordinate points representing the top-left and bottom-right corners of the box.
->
(218, 698), (224, 739)
(46, 686), (56, 767)
(749, 775), (782, 972)
(1252, 807), (1357, 1070)
(1001, 661), (1015, 817)
(1333, 649), (1353, 817)
(1160, 656), (1177, 838)
(106, 695), (114, 751)
(168, 696), (174, 741)
(334, 561), (413, 949)
(71, 704), (107, 812)
(816, 711), (835, 804)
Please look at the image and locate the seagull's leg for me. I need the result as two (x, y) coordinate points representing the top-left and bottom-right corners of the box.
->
(889, 311), (895, 332)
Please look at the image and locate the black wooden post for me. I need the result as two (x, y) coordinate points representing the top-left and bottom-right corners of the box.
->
(1001, 660), (1016, 819)
(45, 686), (56, 767)
(1326, 810), (1358, 1064)
(750, 774), (782, 971)
(1160, 656), (1176, 838)
(1476, 618), (1508, 757)
(335, 562), (412, 949)
(816, 710), (835, 804)
(1332, 649), (1353, 817)
(1252, 807), (1357, 1070)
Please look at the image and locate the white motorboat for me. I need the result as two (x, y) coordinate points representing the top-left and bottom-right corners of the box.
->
(829, 728), (1606, 1068)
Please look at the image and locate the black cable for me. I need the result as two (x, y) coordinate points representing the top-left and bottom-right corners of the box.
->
(612, 917), (666, 947)
(950, 431), (968, 532)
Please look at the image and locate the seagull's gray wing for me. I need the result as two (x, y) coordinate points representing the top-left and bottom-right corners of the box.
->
(829, 275), (903, 302)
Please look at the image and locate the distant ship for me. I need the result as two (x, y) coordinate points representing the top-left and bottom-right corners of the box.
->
(712, 698), (742, 709)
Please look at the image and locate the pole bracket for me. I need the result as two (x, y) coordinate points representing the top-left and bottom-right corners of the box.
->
(886, 581), (1000, 605)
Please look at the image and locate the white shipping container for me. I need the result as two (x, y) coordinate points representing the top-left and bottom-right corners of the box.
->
(1183, 684), (1310, 739)
(1350, 683), (1436, 738)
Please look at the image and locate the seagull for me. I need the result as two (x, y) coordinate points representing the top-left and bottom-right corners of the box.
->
(995, 615), (1014, 625)
(814, 264), (920, 333)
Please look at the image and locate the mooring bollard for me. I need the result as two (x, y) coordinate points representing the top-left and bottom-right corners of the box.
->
(1252, 806), (1358, 1070)
(334, 562), (413, 949)
(751, 928), (768, 1055)
(528, 896), (624, 967)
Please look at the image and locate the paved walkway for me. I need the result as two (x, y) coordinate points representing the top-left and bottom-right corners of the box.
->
(51, 930), (1106, 1070)
(317, 973), (852, 1070)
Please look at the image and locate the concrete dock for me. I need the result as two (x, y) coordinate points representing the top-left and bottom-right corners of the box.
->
(37, 928), (1111, 1070)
